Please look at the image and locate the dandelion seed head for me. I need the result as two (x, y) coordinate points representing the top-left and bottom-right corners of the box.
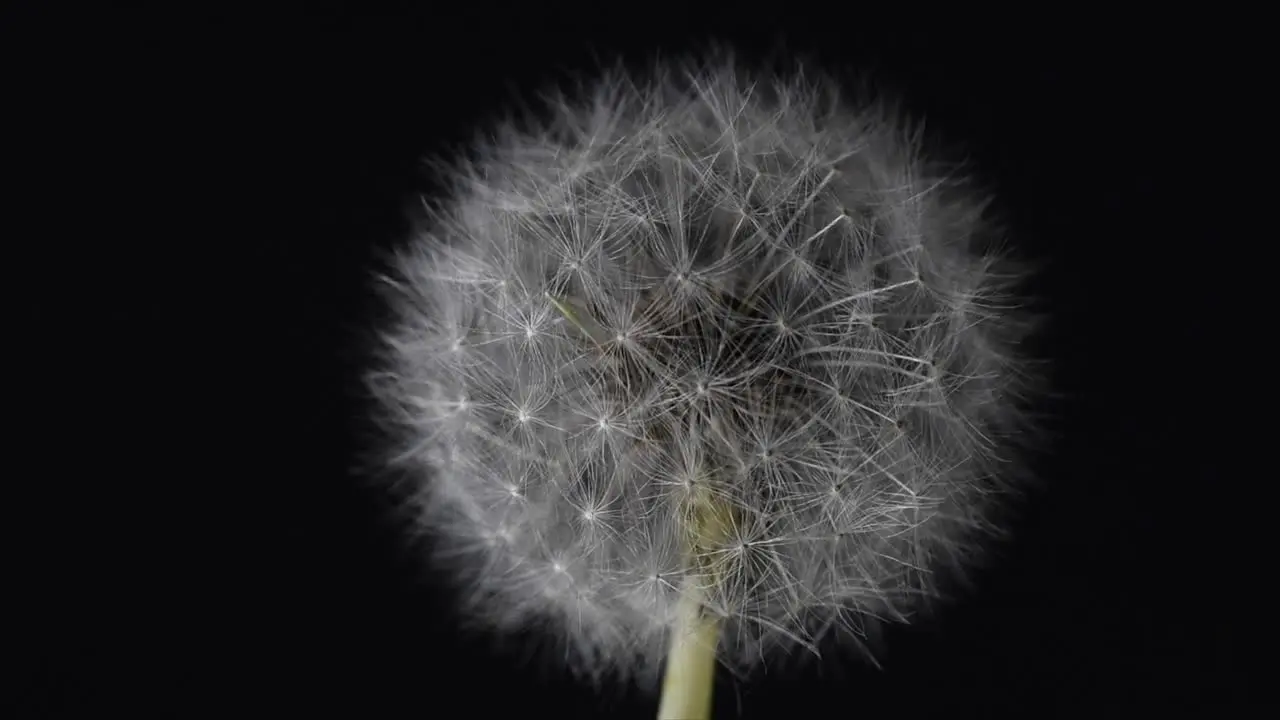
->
(367, 48), (1045, 686)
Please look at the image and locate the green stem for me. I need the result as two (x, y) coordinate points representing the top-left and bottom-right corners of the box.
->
(547, 293), (730, 718)
(658, 581), (721, 720)
(659, 487), (733, 720)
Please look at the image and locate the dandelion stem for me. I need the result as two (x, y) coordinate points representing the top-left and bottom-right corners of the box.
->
(658, 582), (721, 720)
(660, 485), (734, 720)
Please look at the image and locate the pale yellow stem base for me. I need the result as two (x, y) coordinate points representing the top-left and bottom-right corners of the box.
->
(657, 585), (721, 720)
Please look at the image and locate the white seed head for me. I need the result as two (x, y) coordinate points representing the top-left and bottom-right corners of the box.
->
(368, 51), (1043, 686)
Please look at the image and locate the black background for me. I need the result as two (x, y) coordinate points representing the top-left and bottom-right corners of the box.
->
(10, 5), (1245, 717)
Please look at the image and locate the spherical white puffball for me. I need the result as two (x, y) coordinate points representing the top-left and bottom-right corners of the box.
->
(367, 51), (1044, 687)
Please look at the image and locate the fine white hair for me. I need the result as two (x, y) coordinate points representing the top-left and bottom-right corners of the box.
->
(367, 48), (1044, 687)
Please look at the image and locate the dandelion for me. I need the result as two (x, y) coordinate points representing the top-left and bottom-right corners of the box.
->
(368, 48), (1043, 719)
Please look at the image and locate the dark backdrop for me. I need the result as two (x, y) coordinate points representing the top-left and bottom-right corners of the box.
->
(11, 6), (1242, 717)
